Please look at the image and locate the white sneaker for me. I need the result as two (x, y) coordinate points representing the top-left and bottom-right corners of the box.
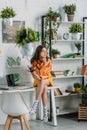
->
(43, 116), (48, 122)
(29, 108), (36, 120)
(29, 108), (36, 115)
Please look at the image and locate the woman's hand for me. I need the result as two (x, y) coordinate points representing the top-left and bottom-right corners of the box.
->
(42, 57), (46, 65)
(32, 72), (41, 80)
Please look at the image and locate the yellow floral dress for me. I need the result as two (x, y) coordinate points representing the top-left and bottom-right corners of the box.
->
(31, 58), (53, 87)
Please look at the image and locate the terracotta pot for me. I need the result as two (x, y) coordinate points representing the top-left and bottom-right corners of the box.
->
(53, 54), (58, 59)
(67, 14), (74, 21)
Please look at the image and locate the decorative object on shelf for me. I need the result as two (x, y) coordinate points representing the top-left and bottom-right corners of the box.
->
(81, 65), (87, 75)
(7, 56), (21, 67)
(61, 53), (75, 58)
(51, 48), (60, 59)
(15, 27), (38, 57)
(64, 70), (75, 76)
(63, 4), (76, 21)
(63, 33), (69, 40)
(69, 23), (83, 40)
(0, 6), (16, 26)
(74, 42), (81, 55)
(73, 82), (81, 93)
(6, 73), (20, 86)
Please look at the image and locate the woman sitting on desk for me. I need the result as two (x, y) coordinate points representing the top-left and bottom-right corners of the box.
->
(29, 45), (53, 122)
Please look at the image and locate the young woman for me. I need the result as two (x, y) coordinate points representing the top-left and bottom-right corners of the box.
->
(29, 45), (53, 122)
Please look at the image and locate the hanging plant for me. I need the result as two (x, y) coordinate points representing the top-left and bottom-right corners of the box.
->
(15, 27), (38, 47)
(42, 7), (61, 49)
(45, 7), (61, 31)
(0, 6), (16, 18)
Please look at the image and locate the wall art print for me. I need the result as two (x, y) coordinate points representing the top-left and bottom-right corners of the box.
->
(2, 20), (25, 43)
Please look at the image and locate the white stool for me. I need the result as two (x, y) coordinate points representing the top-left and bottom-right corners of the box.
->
(1, 92), (30, 130)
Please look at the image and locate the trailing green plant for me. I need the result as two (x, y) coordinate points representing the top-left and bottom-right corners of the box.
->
(15, 27), (38, 47)
(42, 7), (61, 50)
(51, 48), (60, 55)
(63, 4), (76, 14)
(45, 7), (61, 31)
(0, 6), (16, 18)
(69, 23), (83, 33)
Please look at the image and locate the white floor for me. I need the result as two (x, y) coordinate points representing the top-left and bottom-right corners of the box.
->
(0, 114), (87, 130)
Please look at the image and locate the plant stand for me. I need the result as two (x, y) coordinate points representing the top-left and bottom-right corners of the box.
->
(78, 104), (87, 121)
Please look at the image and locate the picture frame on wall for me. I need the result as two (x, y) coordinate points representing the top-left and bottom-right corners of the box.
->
(2, 20), (25, 43)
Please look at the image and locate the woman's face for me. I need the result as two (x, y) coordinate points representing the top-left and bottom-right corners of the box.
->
(40, 47), (47, 58)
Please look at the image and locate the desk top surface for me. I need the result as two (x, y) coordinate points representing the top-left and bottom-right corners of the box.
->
(0, 83), (57, 93)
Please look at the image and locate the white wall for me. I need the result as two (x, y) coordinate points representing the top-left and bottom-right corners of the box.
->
(0, 0), (87, 124)
(0, 0), (87, 82)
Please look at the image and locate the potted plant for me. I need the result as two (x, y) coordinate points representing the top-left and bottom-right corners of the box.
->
(43, 7), (61, 49)
(51, 48), (60, 59)
(63, 4), (76, 21)
(74, 82), (81, 93)
(81, 84), (87, 105)
(0, 6), (16, 25)
(15, 27), (38, 57)
(69, 23), (83, 40)
(74, 42), (81, 55)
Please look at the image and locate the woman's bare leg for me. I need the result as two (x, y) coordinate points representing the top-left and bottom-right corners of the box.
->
(42, 86), (48, 106)
(30, 79), (49, 115)
(36, 79), (49, 100)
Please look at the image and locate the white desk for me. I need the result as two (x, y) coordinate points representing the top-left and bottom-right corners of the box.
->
(0, 84), (58, 126)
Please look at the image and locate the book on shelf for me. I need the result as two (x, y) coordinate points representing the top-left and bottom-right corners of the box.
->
(74, 55), (84, 58)
(54, 71), (64, 75)
(54, 88), (63, 96)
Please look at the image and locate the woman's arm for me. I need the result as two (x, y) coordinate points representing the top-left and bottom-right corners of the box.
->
(31, 61), (41, 80)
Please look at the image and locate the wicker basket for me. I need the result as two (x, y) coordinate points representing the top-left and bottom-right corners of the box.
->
(78, 104), (87, 120)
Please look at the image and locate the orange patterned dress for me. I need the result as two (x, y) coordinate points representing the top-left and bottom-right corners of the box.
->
(31, 58), (53, 87)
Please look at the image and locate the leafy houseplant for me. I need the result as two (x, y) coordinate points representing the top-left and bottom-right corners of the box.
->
(15, 27), (38, 47)
(81, 84), (87, 105)
(43, 7), (61, 49)
(15, 27), (38, 57)
(74, 42), (81, 55)
(74, 82), (81, 93)
(63, 4), (76, 21)
(69, 23), (83, 33)
(69, 23), (83, 40)
(0, 6), (16, 18)
(51, 48), (60, 58)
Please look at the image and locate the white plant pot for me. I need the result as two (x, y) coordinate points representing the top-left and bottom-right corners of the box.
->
(3, 18), (13, 26)
(71, 33), (82, 40)
(21, 43), (34, 58)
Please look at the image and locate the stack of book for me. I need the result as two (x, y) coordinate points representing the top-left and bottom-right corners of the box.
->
(54, 71), (64, 76)
(54, 88), (63, 96)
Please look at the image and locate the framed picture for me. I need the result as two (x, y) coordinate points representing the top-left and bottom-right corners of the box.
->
(2, 20), (25, 43)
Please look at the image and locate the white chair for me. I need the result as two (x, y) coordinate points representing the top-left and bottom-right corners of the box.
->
(1, 91), (30, 130)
